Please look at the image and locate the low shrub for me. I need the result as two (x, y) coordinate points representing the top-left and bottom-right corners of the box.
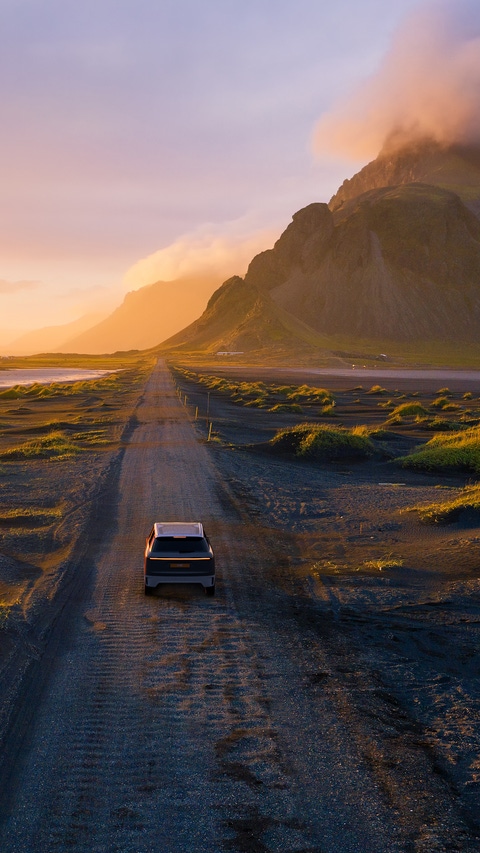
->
(431, 396), (451, 410)
(172, 368), (335, 409)
(367, 385), (388, 395)
(287, 385), (333, 405)
(389, 402), (428, 418)
(270, 423), (373, 460)
(244, 396), (269, 408)
(418, 417), (467, 431)
(319, 403), (336, 417)
(0, 431), (81, 460)
(398, 425), (480, 474)
(352, 424), (390, 439)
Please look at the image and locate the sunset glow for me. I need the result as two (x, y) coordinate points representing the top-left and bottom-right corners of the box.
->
(2, 0), (474, 349)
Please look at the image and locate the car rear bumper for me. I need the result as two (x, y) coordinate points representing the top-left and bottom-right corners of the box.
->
(145, 574), (215, 589)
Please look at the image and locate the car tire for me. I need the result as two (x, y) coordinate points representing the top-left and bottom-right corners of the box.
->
(206, 585), (215, 597)
(145, 585), (153, 596)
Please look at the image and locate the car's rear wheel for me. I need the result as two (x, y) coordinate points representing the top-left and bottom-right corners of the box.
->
(144, 584), (153, 596)
(205, 585), (215, 596)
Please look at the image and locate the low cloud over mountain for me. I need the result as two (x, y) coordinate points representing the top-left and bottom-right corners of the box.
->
(314, 0), (480, 160)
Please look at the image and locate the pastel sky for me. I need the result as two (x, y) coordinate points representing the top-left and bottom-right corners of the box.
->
(0, 0), (421, 334)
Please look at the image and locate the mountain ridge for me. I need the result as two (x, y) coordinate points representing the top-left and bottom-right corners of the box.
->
(160, 172), (480, 353)
(11, 138), (480, 357)
(329, 139), (480, 216)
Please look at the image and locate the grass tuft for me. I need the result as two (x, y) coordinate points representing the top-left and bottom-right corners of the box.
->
(171, 367), (334, 409)
(269, 403), (303, 413)
(398, 425), (480, 474)
(0, 505), (63, 522)
(362, 555), (404, 570)
(367, 385), (388, 395)
(0, 431), (81, 460)
(270, 423), (374, 460)
(0, 603), (11, 630)
(407, 484), (480, 524)
(431, 396), (455, 410)
(389, 402), (428, 419)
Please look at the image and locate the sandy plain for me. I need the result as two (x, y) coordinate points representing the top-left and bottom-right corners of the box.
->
(174, 362), (480, 847)
(0, 358), (478, 852)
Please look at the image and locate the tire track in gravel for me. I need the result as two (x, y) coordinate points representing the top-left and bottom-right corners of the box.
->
(0, 360), (424, 853)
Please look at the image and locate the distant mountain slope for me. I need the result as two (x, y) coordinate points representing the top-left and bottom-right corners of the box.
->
(6, 313), (105, 356)
(58, 276), (219, 354)
(329, 140), (480, 216)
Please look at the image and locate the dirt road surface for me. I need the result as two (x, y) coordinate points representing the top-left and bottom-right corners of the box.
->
(0, 360), (477, 852)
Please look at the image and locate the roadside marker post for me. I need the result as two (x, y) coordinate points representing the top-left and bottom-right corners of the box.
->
(207, 422), (213, 441)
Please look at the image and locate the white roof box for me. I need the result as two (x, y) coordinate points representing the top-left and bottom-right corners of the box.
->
(153, 522), (204, 538)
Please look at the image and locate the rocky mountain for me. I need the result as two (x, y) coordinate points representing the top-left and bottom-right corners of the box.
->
(329, 139), (480, 216)
(162, 274), (327, 354)
(163, 173), (480, 351)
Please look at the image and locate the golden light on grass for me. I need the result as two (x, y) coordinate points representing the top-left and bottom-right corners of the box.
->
(171, 366), (334, 411)
(407, 483), (480, 524)
(0, 431), (81, 461)
(399, 424), (480, 474)
(361, 555), (404, 571)
(270, 423), (373, 460)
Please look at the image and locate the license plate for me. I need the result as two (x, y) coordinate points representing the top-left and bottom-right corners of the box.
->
(172, 562), (190, 569)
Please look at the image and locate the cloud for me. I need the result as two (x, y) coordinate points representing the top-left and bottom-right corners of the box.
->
(0, 279), (42, 294)
(123, 220), (277, 291)
(313, 0), (480, 160)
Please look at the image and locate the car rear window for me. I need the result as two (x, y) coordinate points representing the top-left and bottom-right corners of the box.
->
(151, 536), (209, 554)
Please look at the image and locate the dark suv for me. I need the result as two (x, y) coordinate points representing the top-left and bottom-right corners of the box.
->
(144, 522), (215, 596)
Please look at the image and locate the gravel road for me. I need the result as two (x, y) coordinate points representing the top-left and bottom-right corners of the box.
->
(0, 360), (477, 852)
